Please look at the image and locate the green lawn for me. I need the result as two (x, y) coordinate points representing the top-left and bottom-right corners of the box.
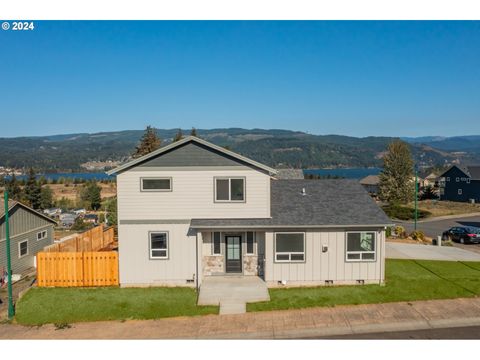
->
(15, 287), (218, 325)
(247, 259), (480, 312)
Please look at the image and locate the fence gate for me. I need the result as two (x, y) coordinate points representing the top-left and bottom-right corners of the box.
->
(36, 251), (119, 287)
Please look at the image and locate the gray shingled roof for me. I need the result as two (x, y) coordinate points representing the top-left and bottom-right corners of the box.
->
(275, 169), (305, 180)
(359, 175), (380, 186)
(191, 179), (392, 228)
(0, 200), (16, 219)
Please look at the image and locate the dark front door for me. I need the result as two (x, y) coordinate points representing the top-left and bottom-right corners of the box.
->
(225, 235), (242, 273)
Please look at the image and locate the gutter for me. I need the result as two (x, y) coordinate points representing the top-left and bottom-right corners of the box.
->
(190, 223), (395, 230)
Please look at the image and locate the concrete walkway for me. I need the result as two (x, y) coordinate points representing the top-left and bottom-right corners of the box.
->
(2, 297), (480, 339)
(386, 242), (480, 261)
(197, 276), (270, 315)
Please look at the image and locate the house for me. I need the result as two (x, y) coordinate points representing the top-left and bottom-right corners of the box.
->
(422, 172), (439, 188)
(43, 207), (62, 218)
(439, 165), (480, 203)
(359, 175), (380, 196)
(73, 208), (87, 216)
(84, 214), (98, 225)
(59, 213), (77, 227)
(1, 201), (56, 275)
(107, 136), (392, 289)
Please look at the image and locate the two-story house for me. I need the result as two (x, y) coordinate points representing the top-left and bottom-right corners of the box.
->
(439, 165), (480, 203)
(108, 136), (392, 289)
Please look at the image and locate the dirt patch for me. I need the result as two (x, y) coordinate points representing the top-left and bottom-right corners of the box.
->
(408, 200), (480, 217)
(48, 183), (116, 202)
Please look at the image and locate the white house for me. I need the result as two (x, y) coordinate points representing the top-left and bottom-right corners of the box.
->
(107, 136), (392, 289)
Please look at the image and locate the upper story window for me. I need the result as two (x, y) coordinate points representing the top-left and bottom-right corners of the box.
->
(141, 177), (172, 192)
(446, 177), (450, 182)
(467, 178), (471, 184)
(214, 177), (245, 202)
(37, 230), (47, 241)
(456, 177), (460, 182)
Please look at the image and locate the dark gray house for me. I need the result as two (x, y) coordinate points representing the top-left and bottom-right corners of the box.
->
(1, 201), (56, 275)
(439, 165), (480, 203)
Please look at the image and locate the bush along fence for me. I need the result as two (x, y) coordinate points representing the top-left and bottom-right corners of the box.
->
(44, 226), (115, 252)
(36, 226), (119, 287)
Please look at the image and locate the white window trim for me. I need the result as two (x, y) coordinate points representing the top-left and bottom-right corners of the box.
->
(37, 230), (47, 241)
(456, 177), (460, 182)
(458, 189), (463, 195)
(18, 240), (29, 258)
(214, 177), (246, 203)
(140, 177), (172, 192)
(446, 177), (450, 181)
(245, 231), (255, 255)
(149, 231), (169, 260)
(212, 231), (222, 255)
(274, 232), (305, 263)
(467, 178), (471, 184)
(345, 231), (377, 263)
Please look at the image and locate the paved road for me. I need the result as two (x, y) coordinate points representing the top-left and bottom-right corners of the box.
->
(316, 325), (480, 339)
(398, 215), (480, 254)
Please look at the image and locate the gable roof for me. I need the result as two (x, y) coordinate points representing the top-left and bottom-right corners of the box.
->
(0, 200), (57, 225)
(275, 169), (305, 180)
(106, 136), (277, 176)
(440, 165), (480, 180)
(191, 179), (392, 228)
(359, 175), (380, 186)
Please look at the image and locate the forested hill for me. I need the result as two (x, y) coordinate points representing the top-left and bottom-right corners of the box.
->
(0, 128), (478, 172)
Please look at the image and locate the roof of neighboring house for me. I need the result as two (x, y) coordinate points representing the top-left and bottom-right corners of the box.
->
(359, 175), (380, 186)
(191, 179), (392, 229)
(106, 136), (277, 176)
(275, 169), (304, 180)
(440, 165), (480, 180)
(0, 200), (57, 224)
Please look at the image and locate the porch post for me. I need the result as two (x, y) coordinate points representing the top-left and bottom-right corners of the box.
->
(196, 231), (203, 289)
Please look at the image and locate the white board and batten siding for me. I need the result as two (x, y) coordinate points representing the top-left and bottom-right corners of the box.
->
(264, 229), (385, 286)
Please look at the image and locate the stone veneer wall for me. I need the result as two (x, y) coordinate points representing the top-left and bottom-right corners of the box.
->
(243, 255), (258, 276)
(203, 256), (224, 275)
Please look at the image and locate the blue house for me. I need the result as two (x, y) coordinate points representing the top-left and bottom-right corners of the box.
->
(439, 165), (480, 203)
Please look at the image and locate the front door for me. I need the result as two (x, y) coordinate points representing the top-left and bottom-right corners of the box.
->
(225, 235), (242, 273)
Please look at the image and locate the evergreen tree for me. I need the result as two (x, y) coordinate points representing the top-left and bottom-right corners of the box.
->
(190, 127), (198, 137)
(5, 174), (22, 201)
(105, 197), (117, 226)
(173, 128), (184, 142)
(379, 140), (414, 205)
(80, 181), (102, 210)
(420, 185), (437, 200)
(24, 168), (42, 208)
(39, 185), (54, 209)
(132, 126), (162, 158)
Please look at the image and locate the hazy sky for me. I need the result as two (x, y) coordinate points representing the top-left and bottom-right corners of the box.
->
(1, 21), (479, 138)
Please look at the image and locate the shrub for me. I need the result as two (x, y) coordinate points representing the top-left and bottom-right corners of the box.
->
(386, 226), (392, 237)
(382, 205), (431, 221)
(409, 230), (425, 241)
(394, 225), (406, 238)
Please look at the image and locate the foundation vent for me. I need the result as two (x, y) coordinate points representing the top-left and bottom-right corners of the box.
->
(356, 280), (365, 285)
(325, 280), (334, 285)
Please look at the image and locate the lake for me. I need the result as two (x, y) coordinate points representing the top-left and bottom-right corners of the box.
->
(6, 172), (114, 181)
(303, 168), (381, 179)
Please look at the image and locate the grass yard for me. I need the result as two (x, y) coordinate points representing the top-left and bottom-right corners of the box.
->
(15, 287), (218, 325)
(247, 259), (480, 312)
(410, 200), (480, 217)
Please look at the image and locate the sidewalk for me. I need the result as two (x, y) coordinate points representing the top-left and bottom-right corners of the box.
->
(2, 297), (480, 339)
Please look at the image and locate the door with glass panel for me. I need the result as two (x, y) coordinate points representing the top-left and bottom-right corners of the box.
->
(225, 235), (242, 273)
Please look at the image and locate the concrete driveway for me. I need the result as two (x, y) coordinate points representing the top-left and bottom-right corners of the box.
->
(386, 242), (480, 261)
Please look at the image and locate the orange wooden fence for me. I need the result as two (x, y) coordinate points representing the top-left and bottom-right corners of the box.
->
(44, 226), (115, 253)
(36, 251), (119, 287)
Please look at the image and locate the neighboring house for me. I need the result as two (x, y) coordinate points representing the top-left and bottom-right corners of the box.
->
(43, 207), (62, 218)
(0, 201), (56, 275)
(422, 172), (439, 188)
(439, 165), (480, 203)
(84, 214), (98, 225)
(107, 136), (391, 289)
(275, 169), (305, 180)
(59, 213), (77, 227)
(359, 175), (380, 196)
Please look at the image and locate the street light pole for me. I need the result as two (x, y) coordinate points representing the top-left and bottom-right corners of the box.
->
(4, 190), (15, 318)
(414, 166), (418, 231)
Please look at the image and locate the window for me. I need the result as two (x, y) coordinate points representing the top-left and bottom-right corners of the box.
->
(458, 189), (462, 195)
(346, 232), (376, 262)
(18, 240), (28, 258)
(274, 233), (305, 262)
(456, 177), (460, 182)
(246, 232), (255, 254)
(446, 177), (450, 182)
(212, 232), (221, 255)
(37, 230), (47, 241)
(141, 178), (172, 192)
(149, 232), (168, 259)
(467, 178), (471, 184)
(214, 177), (245, 202)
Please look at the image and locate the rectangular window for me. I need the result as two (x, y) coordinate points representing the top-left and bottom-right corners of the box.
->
(246, 232), (255, 254)
(214, 177), (245, 202)
(37, 230), (47, 241)
(456, 177), (460, 182)
(213, 232), (221, 255)
(446, 177), (450, 181)
(275, 233), (305, 262)
(458, 189), (462, 195)
(141, 178), (172, 192)
(18, 240), (28, 258)
(149, 232), (168, 259)
(467, 178), (471, 184)
(346, 232), (376, 262)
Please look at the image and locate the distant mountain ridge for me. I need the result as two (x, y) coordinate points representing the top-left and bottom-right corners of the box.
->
(1, 128), (479, 173)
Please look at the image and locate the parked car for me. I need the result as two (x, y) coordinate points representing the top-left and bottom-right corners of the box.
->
(442, 226), (480, 244)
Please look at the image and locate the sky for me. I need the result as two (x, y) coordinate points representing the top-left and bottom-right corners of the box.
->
(0, 21), (479, 138)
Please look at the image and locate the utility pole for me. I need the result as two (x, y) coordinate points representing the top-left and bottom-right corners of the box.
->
(4, 191), (15, 318)
(414, 166), (418, 231)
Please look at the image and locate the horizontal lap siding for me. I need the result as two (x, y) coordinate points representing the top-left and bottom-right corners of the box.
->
(117, 169), (271, 220)
(265, 229), (384, 284)
(118, 223), (196, 286)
